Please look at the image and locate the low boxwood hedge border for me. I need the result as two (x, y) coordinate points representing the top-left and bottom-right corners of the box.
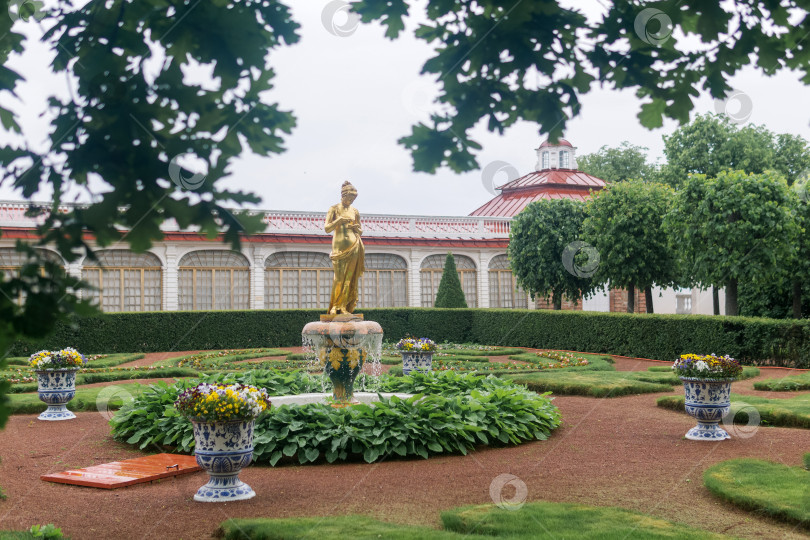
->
(9, 308), (810, 367)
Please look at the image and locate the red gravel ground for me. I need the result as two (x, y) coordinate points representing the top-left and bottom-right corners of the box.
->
(1, 354), (809, 539)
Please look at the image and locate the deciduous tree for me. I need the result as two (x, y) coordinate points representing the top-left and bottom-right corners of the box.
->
(582, 180), (678, 313)
(664, 170), (798, 316)
(354, 1), (810, 173)
(0, 0), (300, 426)
(508, 199), (593, 310)
(578, 142), (656, 184)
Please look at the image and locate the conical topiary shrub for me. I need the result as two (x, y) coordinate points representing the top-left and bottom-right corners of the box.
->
(434, 253), (468, 308)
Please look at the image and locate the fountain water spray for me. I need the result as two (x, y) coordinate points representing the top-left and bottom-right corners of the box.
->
(302, 314), (383, 406)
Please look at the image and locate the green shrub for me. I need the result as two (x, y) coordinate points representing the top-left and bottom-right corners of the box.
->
(111, 371), (560, 464)
(434, 253), (467, 308)
(9, 309), (810, 368)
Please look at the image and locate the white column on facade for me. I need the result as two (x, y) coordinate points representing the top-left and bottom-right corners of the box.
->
(477, 252), (490, 308)
(408, 250), (422, 307)
(526, 293), (536, 309)
(249, 244), (264, 310)
(164, 244), (179, 311)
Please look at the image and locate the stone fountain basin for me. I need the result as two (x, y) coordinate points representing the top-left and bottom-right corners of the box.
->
(271, 392), (414, 407)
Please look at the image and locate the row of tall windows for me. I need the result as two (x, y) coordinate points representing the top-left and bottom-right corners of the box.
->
(0, 248), (526, 311)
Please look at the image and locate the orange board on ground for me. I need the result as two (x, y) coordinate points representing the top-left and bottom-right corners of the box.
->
(41, 453), (201, 489)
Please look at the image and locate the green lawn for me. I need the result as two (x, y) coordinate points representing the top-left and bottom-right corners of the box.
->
(507, 352), (615, 371)
(754, 371), (810, 391)
(657, 392), (810, 429)
(220, 501), (733, 539)
(505, 365), (758, 398)
(504, 371), (677, 397)
(648, 365), (760, 379)
(704, 458), (810, 528)
(3, 367), (199, 394)
(153, 348), (289, 368)
(5, 352), (144, 368)
(7, 382), (145, 415)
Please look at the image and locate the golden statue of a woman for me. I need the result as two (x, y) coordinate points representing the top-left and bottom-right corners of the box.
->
(325, 181), (365, 314)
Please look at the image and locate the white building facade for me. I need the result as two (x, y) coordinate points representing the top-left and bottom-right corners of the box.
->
(0, 139), (722, 315)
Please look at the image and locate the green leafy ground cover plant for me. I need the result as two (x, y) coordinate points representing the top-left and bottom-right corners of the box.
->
(658, 393), (810, 429)
(7, 383), (144, 415)
(704, 458), (810, 529)
(111, 371), (560, 465)
(219, 501), (731, 539)
(804, 453), (810, 470)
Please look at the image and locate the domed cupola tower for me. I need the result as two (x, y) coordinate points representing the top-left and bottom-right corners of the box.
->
(535, 138), (577, 171)
(470, 137), (606, 217)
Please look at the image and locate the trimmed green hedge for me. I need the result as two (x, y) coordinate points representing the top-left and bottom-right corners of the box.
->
(9, 309), (810, 367)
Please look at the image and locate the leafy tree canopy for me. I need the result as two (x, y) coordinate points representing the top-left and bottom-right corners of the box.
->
(582, 180), (678, 293)
(577, 142), (656, 183)
(0, 0), (301, 426)
(662, 114), (810, 186)
(508, 199), (593, 309)
(663, 170), (799, 315)
(353, 0), (810, 173)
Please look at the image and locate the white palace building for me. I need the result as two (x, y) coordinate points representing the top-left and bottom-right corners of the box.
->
(0, 140), (720, 315)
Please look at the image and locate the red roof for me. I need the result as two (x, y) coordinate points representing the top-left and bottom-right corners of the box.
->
(469, 169), (606, 217)
(537, 138), (573, 148)
(498, 169), (605, 191)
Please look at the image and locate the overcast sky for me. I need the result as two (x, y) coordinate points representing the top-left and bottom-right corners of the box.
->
(2, 0), (809, 217)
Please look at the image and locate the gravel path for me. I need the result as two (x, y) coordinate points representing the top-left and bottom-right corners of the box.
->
(1, 351), (807, 539)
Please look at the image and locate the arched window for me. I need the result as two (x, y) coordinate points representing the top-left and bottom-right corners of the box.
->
(82, 250), (162, 312)
(541, 151), (549, 169)
(559, 150), (570, 168)
(420, 254), (477, 307)
(488, 254), (528, 309)
(0, 247), (63, 270)
(358, 254), (408, 307)
(0, 248), (64, 304)
(178, 250), (249, 310)
(265, 251), (332, 309)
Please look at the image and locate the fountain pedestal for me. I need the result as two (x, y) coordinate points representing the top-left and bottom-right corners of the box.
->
(302, 314), (383, 407)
